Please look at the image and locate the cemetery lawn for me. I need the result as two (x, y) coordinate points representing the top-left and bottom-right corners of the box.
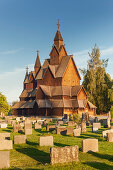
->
(0, 125), (113, 170)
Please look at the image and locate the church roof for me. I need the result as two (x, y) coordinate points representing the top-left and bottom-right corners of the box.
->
(24, 74), (29, 84)
(34, 53), (41, 68)
(20, 100), (35, 109)
(55, 55), (71, 77)
(19, 88), (37, 98)
(12, 101), (26, 109)
(36, 98), (96, 109)
(40, 85), (82, 97)
(54, 29), (63, 41)
(35, 59), (50, 80)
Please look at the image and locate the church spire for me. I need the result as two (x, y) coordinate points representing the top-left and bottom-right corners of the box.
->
(54, 20), (63, 49)
(34, 51), (41, 74)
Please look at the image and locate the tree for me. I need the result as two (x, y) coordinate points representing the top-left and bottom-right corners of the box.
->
(0, 92), (10, 116)
(12, 100), (18, 106)
(80, 45), (111, 114)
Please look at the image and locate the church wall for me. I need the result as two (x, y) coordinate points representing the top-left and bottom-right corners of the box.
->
(77, 89), (87, 100)
(62, 58), (80, 86)
(36, 88), (45, 99)
(52, 108), (63, 116)
(54, 40), (63, 49)
(59, 46), (67, 63)
(63, 109), (77, 115)
(37, 69), (62, 87)
(50, 47), (59, 65)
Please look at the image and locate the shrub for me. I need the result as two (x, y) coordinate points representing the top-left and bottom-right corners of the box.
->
(70, 114), (81, 123)
(110, 106), (113, 118)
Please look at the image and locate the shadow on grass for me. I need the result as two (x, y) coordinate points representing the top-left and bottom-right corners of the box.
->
(88, 151), (113, 162)
(84, 161), (113, 170)
(54, 142), (70, 147)
(18, 130), (25, 134)
(16, 147), (50, 164)
(78, 134), (104, 141)
(2, 129), (12, 133)
(35, 129), (48, 134)
(27, 140), (38, 146)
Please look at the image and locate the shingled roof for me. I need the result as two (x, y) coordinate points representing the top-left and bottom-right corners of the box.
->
(54, 29), (63, 41)
(35, 59), (50, 80)
(34, 52), (41, 68)
(24, 74), (30, 84)
(55, 55), (71, 77)
(40, 85), (82, 97)
(19, 88), (37, 98)
(20, 100), (35, 109)
(12, 101), (26, 109)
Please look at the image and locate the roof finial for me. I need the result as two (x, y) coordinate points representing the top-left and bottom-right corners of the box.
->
(57, 19), (60, 29)
(37, 50), (39, 56)
(26, 66), (29, 74)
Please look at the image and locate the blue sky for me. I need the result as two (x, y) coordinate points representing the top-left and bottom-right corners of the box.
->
(0, 0), (113, 103)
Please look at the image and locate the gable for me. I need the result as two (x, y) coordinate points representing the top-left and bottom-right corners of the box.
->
(50, 46), (59, 65)
(42, 67), (55, 85)
(36, 87), (45, 99)
(77, 88), (87, 100)
(62, 58), (80, 86)
(59, 46), (67, 63)
(29, 72), (35, 83)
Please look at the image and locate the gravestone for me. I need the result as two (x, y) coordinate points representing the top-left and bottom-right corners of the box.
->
(39, 136), (53, 146)
(47, 125), (56, 131)
(56, 126), (67, 135)
(81, 122), (86, 133)
(0, 123), (7, 128)
(57, 121), (63, 126)
(25, 129), (32, 135)
(24, 122), (32, 135)
(67, 121), (75, 127)
(0, 133), (10, 140)
(66, 127), (73, 135)
(16, 117), (20, 122)
(93, 123), (101, 129)
(13, 124), (19, 133)
(107, 132), (113, 142)
(73, 128), (81, 136)
(82, 138), (98, 153)
(0, 140), (13, 150)
(92, 123), (101, 132)
(102, 129), (113, 138)
(35, 123), (42, 129)
(14, 135), (26, 144)
(50, 145), (79, 165)
(0, 151), (10, 168)
(24, 122), (32, 129)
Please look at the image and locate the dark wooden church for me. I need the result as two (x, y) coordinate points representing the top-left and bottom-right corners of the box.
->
(12, 24), (96, 117)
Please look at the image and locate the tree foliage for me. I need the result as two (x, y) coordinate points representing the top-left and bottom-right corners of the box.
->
(81, 45), (113, 114)
(0, 92), (10, 116)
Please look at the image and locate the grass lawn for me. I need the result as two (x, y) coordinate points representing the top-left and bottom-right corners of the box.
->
(0, 125), (113, 170)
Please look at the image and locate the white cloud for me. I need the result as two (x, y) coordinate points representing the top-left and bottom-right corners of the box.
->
(0, 48), (24, 55)
(101, 46), (113, 56)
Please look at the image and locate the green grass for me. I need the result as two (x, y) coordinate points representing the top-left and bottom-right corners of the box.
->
(0, 125), (113, 169)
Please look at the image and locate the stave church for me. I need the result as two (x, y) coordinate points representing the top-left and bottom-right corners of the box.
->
(12, 23), (96, 117)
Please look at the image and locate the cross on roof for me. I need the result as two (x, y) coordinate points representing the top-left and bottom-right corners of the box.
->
(57, 19), (60, 29)
(26, 66), (29, 73)
(37, 50), (39, 55)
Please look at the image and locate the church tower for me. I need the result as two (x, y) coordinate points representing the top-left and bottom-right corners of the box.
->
(34, 51), (41, 75)
(50, 20), (67, 65)
(54, 20), (63, 49)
